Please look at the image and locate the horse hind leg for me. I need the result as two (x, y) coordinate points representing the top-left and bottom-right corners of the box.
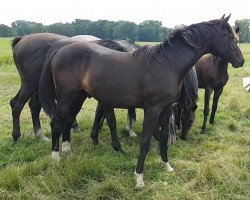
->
(103, 107), (123, 152)
(90, 103), (105, 145)
(51, 90), (87, 160)
(126, 108), (137, 137)
(201, 87), (212, 133)
(209, 87), (223, 125)
(29, 92), (49, 141)
(10, 84), (35, 143)
(159, 106), (174, 172)
(61, 93), (87, 157)
(71, 118), (81, 133)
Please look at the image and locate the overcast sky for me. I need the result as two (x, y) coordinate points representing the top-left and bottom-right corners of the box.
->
(1, 0), (249, 28)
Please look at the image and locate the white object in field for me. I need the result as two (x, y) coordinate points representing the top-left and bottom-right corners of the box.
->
(242, 77), (250, 92)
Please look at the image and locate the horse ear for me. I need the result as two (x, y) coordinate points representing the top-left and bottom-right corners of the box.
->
(235, 26), (240, 33)
(223, 14), (231, 23)
(221, 14), (225, 19)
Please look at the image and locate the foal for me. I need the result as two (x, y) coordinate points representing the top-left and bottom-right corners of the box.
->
(196, 26), (240, 133)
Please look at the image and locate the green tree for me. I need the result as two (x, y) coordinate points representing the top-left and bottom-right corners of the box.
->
(112, 21), (138, 40)
(138, 20), (163, 41)
(0, 24), (13, 37)
(72, 19), (91, 35)
(46, 22), (74, 36)
(235, 19), (250, 43)
(11, 20), (44, 36)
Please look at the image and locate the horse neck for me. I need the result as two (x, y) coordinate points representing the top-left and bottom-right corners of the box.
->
(163, 38), (207, 81)
(213, 56), (229, 76)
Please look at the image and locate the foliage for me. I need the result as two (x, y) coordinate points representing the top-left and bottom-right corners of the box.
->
(0, 39), (249, 199)
(235, 19), (250, 43)
(0, 19), (174, 41)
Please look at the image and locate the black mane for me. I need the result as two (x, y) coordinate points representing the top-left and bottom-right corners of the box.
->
(95, 39), (127, 52)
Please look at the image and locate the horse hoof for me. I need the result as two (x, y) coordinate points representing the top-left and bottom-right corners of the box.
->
(12, 134), (21, 144)
(113, 145), (122, 152)
(93, 140), (99, 145)
(71, 127), (81, 133)
(163, 162), (174, 172)
(180, 135), (188, 141)
(209, 120), (214, 125)
(135, 172), (145, 188)
(38, 135), (50, 142)
(51, 151), (60, 161)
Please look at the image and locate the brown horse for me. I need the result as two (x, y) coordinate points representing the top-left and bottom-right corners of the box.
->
(39, 15), (244, 187)
(196, 26), (240, 133)
(11, 33), (134, 142)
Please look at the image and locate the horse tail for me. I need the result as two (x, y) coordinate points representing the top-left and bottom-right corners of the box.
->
(39, 51), (57, 119)
(128, 108), (136, 121)
(11, 36), (23, 49)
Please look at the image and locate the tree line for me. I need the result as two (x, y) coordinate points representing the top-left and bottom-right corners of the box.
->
(0, 19), (249, 42)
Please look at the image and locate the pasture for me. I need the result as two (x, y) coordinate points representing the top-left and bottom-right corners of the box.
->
(0, 38), (249, 199)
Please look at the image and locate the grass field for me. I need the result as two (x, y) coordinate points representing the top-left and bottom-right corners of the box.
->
(0, 38), (249, 200)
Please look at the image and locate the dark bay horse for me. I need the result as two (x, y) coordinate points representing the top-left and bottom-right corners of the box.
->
(175, 67), (198, 140)
(196, 26), (240, 133)
(39, 15), (244, 187)
(11, 33), (134, 142)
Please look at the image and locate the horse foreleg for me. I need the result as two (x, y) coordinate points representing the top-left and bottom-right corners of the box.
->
(126, 108), (137, 137)
(29, 92), (50, 141)
(91, 103), (105, 145)
(10, 84), (35, 143)
(209, 87), (223, 125)
(201, 87), (212, 133)
(135, 106), (161, 188)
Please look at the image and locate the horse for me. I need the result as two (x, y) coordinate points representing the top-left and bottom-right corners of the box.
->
(11, 33), (136, 143)
(72, 35), (101, 41)
(174, 66), (198, 140)
(39, 15), (245, 188)
(195, 26), (240, 133)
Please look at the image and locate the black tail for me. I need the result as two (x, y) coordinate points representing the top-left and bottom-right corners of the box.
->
(39, 52), (57, 119)
(11, 36), (23, 49)
(128, 108), (136, 121)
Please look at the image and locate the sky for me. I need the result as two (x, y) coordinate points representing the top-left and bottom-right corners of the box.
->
(1, 0), (249, 28)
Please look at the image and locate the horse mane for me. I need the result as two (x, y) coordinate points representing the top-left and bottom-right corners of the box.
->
(131, 41), (170, 64)
(11, 36), (23, 49)
(132, 19), (233, 64)
(95, 39), (127, 52)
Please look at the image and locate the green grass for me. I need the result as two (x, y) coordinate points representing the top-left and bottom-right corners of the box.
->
(0, 39), (249, 200)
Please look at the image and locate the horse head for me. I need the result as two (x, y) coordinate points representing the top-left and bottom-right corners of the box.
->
(209, 14), (245, 68)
